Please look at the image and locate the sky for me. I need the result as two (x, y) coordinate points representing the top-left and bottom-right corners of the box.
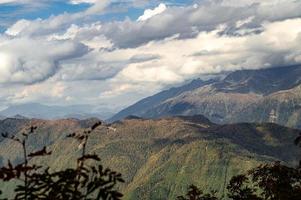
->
(0, 0), (301, 113)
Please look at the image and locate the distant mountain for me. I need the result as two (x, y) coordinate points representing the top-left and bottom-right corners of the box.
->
(12, 114), (28, 119)
(0, 103), (114, 120)
(215, 65), (301, 95)
(111, 65), (301, 128)
(232, 84), (301, 129)
(109, 79), (216, 122)
(0, 116), (299, 199)
(0, 118), (30, 143)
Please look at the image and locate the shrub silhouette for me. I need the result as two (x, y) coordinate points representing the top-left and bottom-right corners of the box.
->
(176, 185), (218, 200)
(0, 122), (124, 200)
(227, 162), (301, 200)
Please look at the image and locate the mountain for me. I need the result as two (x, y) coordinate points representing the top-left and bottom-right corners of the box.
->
(214, 65), (301, 95)
(0, 116), (300, 199)
(232, 84), (301, 129)
(109, 79), (216, 122)
(0, 103), (114, 120)
(110, 65), (301, 128)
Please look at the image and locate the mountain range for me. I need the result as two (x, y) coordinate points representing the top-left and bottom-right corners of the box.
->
(0, 116), (300, 199)
(0, 103), (114, 120)
(110, 65), (301, 129)
(1, 65), (301, 199)
(3, 65), (301, 129)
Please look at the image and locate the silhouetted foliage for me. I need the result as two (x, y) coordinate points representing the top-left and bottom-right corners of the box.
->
(227, 162), (301, 200)
(176, 185), (218, 200)
(227, 174), (261, 200)
(0, 122), (124, 200)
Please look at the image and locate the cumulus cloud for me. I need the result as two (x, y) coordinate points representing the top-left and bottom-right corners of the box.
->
(1, 0), (301, 111)
(4, 0), (110, 38)
(99, 0), (301, 48)
(5, 16), (79, 37)
(137, 3), (167, 21)
(0, 38), (89, 84)
(100, 18), (301, 87)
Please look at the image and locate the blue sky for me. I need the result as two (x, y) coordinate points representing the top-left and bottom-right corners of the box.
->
(0, 0), (301, 115)
(0, 1), (86, 31)
(0, 0), (195, 31)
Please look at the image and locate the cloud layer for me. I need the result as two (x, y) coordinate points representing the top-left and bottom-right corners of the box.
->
(0, 38), (89, 84)
(1, 0), (301, 112)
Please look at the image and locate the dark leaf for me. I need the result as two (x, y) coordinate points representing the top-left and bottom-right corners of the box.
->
(28, 146), (52, 158)
(91, 121), (102, 130)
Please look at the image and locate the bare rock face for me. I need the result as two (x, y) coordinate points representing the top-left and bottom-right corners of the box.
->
(231, 85), (301, 127)
(111, 65), (301, 128)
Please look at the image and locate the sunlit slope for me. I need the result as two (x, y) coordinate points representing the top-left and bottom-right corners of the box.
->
(0, 116), (300, 199)
(111, 65), (301, 128)
(232, 85), (301, 129)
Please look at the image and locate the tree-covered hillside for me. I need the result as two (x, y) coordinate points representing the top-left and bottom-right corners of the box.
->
(0, 116), (300, 199)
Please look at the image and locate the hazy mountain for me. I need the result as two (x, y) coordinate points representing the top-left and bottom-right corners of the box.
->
(110, 79), (216, 122)
(0, 103), (114, 120)
(111, 65), (301, 128)
(0, 116), (299, 199)
(215, 65), (301, 95)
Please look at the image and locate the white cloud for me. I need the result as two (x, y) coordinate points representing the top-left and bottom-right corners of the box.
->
(69, 0), (97, 4)
(0, 38), (89, 84)
(100, 18), (301, 86)
(137, 3), (167, 21)
(4, 0), (109, 38)
(0, 0), (16, 3)
(5, 19), (32, 36)
(1, 0), (301, 111)
(235, 16), (255, 28)
(0, 0), (33, 4)
(99, 0), (301, 48)
(217, 0), (289, 7)
(0, 0), (96, 5)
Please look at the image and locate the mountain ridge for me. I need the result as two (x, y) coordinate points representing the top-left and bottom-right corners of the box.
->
(109, 79), (216, 122)
(110, 65), (301, 128)
(0, 115), (300, 199)
(0, 103), (113, 120)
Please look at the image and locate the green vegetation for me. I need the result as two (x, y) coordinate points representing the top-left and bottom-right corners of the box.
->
(0, 116), (300, 199)
(0, 122), (124, 200)
(177, 128), (301, 200)
(178, 161), (301, 200)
